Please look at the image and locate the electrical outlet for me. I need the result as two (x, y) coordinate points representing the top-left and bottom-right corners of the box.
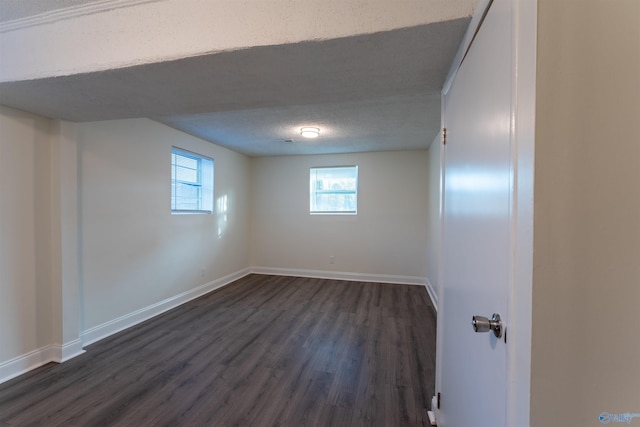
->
(329, 256), (335, 264)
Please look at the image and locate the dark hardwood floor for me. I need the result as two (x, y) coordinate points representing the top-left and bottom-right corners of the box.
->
(0, 274), (436, 426)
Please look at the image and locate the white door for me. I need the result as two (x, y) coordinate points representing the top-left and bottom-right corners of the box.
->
(438, 0), (512, 425)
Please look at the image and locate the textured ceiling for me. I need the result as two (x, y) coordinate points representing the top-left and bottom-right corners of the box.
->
(162, 93), (442, 156)
(0, 19), (469, 156)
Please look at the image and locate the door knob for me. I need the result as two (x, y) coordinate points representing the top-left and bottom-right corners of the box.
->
(472, 313), (503, 338)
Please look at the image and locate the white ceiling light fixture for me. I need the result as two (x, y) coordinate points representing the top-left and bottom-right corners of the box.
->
(300, 127), (320, 138)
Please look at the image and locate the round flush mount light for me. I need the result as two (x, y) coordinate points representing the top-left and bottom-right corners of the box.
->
(300, 127), (320, 138)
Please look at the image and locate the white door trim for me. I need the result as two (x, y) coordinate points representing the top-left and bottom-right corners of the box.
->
(507, 0), (537, 425)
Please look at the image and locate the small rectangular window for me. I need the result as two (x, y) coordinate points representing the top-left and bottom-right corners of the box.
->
(171, 147), (213, 214)
(310, 166), (358, 215)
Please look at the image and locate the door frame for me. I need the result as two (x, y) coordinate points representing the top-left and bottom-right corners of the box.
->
(434, 0), (537, 425)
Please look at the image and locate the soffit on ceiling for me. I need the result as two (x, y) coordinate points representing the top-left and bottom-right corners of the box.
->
(0, 20), (469, 156)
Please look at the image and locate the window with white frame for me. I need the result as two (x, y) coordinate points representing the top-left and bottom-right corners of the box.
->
(310, 166), (358, 214)
(171, 147), (214, 213)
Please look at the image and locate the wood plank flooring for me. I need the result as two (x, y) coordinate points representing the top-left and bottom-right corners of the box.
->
(0, 274), (436, 426)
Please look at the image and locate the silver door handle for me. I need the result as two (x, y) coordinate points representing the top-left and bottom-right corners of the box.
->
(472, 313), (502, 338)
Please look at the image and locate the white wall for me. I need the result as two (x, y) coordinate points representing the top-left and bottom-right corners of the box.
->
(0, 106), (53, 364)
(531, 1), (640, 425)
(49, 120), (85, 361)
(425, 136), (441, 305)
(77, 118), (251, 332)
(250, 151), (428, 281)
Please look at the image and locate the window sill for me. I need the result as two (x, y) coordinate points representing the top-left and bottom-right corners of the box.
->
(171, 210), (213, 215)
(310, 212), (357, 216)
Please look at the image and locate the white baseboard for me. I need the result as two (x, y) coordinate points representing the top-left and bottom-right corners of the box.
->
(251, 266), (427, 286)
(0, 338), (88, 385)
(81, 266), (425, 349)
(2, 266), (425, 385)
(51, 339), (86, 363)
(0, 345), (55, 385)
(425, 277), (438, 312)
(0, 268), (251, 385)
(80, 268), (251, 346)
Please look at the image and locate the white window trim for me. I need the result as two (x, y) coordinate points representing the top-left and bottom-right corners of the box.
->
(309, 165), (358, 215)
(171, 147), (214, 214)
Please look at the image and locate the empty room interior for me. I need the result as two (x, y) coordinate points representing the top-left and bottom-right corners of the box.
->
(1, 1), (640, 426)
